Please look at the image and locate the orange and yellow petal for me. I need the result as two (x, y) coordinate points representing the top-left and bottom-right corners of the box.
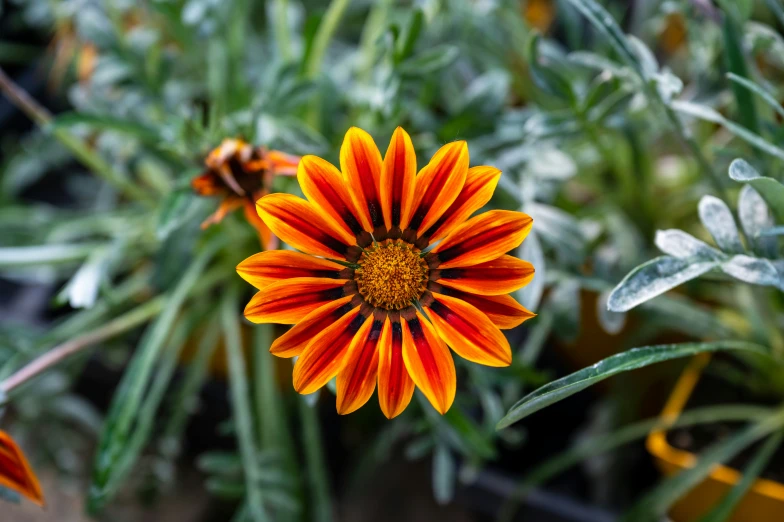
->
(267, 150), (301, 176)
(236, 250), (346, 290)
(257, 194), (356, 259)
(336, 317), (383, 415)
(377, 317), (415, 419)
(270, 296), (355, 357)
(429, 210), (533, 269)
(432, 255), (535, 296)
(244, 278), (348, 325)
(380, 127), (417, 231)
(408, 141), (469, 235)
(0, 431), (44, 507)
(298, 155), (365, 238)
(293, 308), (369, 394)
(423, 166), (501, 242)
(440, 290), (535, 329)
(401, 311), (456, 414)
(340, 127), (383, 232)
(242, 197), (276, 249)
(201, 197), (243, 229)
(425, 292), (512, 367)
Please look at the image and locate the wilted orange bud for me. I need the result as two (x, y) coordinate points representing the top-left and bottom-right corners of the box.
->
(0, 430), (44, 507)
(192, 139), (299, 248)
(524, 0), (556, 33)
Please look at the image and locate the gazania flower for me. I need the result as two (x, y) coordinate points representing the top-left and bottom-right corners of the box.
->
(192, 139), (299, 249)
(237, 127), (535, 417)
(0, 430), (44, 506)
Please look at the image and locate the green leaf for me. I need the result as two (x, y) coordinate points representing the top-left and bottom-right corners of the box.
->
(0, 243), (104, 268)
(157, 191), (199, 241)
(49, 112), (161, 144)
(525, 33), (576, 104)
(698, 196), (744, 254)
(88, 241), (220, 513)
(395, 7), (424, 62)
(496, 404), (772, 522)
(721, 13), (759, 133)
(727, 73), (784, 121)
(720, 255), (784, 289)
(298, 393), (333, 522)
(222, 289), (270, 522)
(728, 159), (784, 222)
(432, 444), (455, 505)
(199, 452), (244, 476)
(654, 230), (724, 261)
(607, 256), (720, 313)
(397, 45), (459, 76)
(672, 101), (784, 161)
(622, 407), (784, 522)
(697, 430), (784, 522)
(497, 341), (770, 429)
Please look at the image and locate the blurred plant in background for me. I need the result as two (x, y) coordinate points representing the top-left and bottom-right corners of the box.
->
(2, 0), (784, 521)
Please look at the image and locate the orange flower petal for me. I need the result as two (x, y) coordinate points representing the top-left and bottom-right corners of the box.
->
(378, 316), (415, 419)
(429, 210), (533, 269)
(244, 278), (349, 324)
(439, 289), (535, 329)
(426, 292), (512, 367)
(293, 308), (369, 394)
(236, 250), (346, 290)
(242, 198), (276, 249)
(270, 296), (355, 357)
(401, 311), (456, 414)
(201, 197), (242, 229)
(432, 255), (535, 295)
(408, 141), (469, 235)
(380, 127), (417, 231)
(267, 150), (301, 176)
(423, 166), (501, 242)
(340, 127), (383, 232)
(298, 155), (365, 238)
(256, 193), (356, 259)
(336, 317), (383, 415)
(0, 431), (44, 507)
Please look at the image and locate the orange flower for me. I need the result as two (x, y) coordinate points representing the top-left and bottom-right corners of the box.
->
(236, 127), (535, 417)
(192, 139), (299, 249)
(0, 430), (44, 506)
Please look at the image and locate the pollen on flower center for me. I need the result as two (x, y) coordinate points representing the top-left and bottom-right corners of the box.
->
(355, 239), (429, 310)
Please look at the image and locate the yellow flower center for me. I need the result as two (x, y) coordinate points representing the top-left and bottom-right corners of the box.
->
(355, 240), (429, 310)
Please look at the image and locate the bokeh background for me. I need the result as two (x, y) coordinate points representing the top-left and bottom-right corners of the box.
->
(3, 0), (784, 521)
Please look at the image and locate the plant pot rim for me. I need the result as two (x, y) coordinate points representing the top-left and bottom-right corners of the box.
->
(646, 353), (784, 500)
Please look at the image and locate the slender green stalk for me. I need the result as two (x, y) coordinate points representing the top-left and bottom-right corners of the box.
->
(304, 0), (352, 128)
(299, 395), (334, 522)
(357, 0), (390, 81)
(222, 287), (269, 522)
(0, 67), (153, 203)
(273, 0), (293, 61)
(0, 296), (164, 396)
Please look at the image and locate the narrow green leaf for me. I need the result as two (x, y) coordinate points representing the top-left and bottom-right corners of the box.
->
(0, 243), (104, 268)
(722, 14), (759, 133)
(497, 341), (770, 429)
(398, 45), (459, 76)
(697, 430), (784, 522)
(672, 101), (784, 161)
(432, 444), (455, 505)
(525, 33), (576, 104)
(299, 394), (333, 522)
(222, 288), (270, 522)
(622, 407), (784, 522)
(50, 112), (161, 144)
(88, 241), (220, 512)
(727, 73), (784, 120)
(496, 404), (773, 522)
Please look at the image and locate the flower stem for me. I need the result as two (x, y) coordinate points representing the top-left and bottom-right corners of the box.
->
(0, 296), (165, 395)
(299, 395), (334, 522)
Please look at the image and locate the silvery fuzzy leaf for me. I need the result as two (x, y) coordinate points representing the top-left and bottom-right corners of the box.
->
(729, 159), (784, 222)
(698, 195), (744, 254)
(597, 289), (626, 334)
(527, 148), (577, 181)
(516, 230), (545, 311)
(738, 185), (778, 258)
(721, 255), (784, 290)
(654, 230), (725, 261)
(608, 256), (720, 312)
